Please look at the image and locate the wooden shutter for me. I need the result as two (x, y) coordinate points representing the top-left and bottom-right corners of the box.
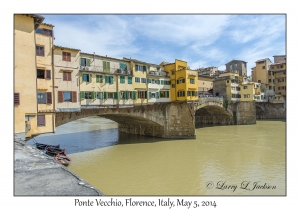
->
(62, 52), (66, 61)
(46, 92), (52, 104)
(68, 72), (72, 81)
(58, 91), (63, 103)
(114, 92), (118, 99)
(37, 115), (45, 126)
(46, 70), (51, 80)
(72, 91), (77, 102)
(86, 59), (91, 67)
(80, 92), (85, 100)
(63, 72), (67, 81)
(14, 93), (20, 105)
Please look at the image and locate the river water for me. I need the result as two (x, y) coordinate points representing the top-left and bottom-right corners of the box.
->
(27, 116), (286, 196)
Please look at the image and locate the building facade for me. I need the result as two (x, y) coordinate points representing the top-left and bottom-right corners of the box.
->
(14, 14), (44, 140)
(251, 58), (272, 90)
(198, 75), (213, 96)
(225, 60), (247, 77)
(54, 45), (81, 112)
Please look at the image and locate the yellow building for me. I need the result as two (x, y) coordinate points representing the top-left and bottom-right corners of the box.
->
(268, 62), (286, 96)
(251, 58), (272, 90)
(54, 45), (81, 112)
(123, 58), (148, 105)
(198, 75), (213, 96)
(35, 23), (56, 135)
(162, 59), (198, 102)
(240, 83), (255, 102)
(14, 14), (44, 140)
(213, 72), (241, 101)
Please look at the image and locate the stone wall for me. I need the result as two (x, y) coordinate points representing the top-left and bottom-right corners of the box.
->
(256, 102), (286, 119)
(234, 101), (256, 124)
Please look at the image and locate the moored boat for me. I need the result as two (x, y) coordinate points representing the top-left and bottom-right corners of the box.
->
(54, 154), (72, 166)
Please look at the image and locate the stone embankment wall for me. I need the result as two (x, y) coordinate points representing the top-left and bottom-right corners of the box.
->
(256, 102), (286, 119)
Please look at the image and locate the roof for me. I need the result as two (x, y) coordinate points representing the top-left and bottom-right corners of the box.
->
(41, 22), (55, 27)
(273, 55), (286, 57)
(225, 59), (247, 65)
(54, 45), (80, 51)
(81, 52), (128, 63)
(270, 62), (286, 65)
(255, 58), (272, 63)
(123, 57), (160, 66)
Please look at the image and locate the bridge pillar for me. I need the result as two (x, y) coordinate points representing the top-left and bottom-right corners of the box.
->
(234, 101), (256, 125)
(163, 102), (196, 139)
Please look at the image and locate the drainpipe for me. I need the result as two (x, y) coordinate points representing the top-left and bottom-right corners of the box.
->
(51, 30), (55, 133)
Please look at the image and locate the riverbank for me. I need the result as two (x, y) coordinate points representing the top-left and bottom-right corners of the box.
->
(14, 138), (104, 196)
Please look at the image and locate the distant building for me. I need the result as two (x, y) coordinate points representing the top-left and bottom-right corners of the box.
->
(197, 66), (218, 76)
(251, 58), (272, 90)
(225, 59), (247, 77)
(198, 75), (213, 96)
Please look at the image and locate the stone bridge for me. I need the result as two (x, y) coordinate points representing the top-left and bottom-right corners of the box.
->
(55, 98), (256, 139)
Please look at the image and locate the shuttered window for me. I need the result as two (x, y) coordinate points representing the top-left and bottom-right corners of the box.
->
(58, 91), (64, 103)
(37, 115), (45, 126)
(36, 46), (44, 56)
(72, 91), (77, 103)
(62, 52), (71, 62)
(14, 93), (20, 105)
(46, 92), (52, 104)
(45, 70), (51, 80)
(63, 72), (71, 81)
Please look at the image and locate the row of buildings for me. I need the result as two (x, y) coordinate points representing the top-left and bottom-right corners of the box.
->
(14, 15), (198, 140)
(197, 57), (286, 104)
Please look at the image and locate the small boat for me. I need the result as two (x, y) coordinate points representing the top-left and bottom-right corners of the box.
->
(35, 142), (60, 150)
(45, 147), (66, 156)
(54, 154), (72, 166)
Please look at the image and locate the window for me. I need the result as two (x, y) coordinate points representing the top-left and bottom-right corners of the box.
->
(236, 87), (240, 91)
(81, 58), (91, 67)
(59, 91), (77, 102)
(262, 66), (265, 69)
(120, 76), (125, 84)
(97, 92), (103, 99)
(63, 72), (71, 81)
(135, 65), (146, 71)
(62, 52), (71, 62)
(37, 115), (45, 127)
(272, 66), (274, 69)
(160, 91), (169, 98)
(103, 61), (110, 73)
(230, 64), (232, 70)
(177, 78), (185, 84)
(155, 80), (160, 84)
(137, 91), (147, 99)
(141, 78), (147, 83)
(172, 71), (175, 75)
(85, 92), (92, 99)
(150, 92), (156, 98)
(82, 74), (92, 82)
(120, 91), (125, 99)
(63, 92), (71, 102)
(278, 78), (284, 82)
(36, 46), (44, 56)
(243, 86), (248, 89)
(14, 93), (20, 105)
(36, 28), (53, 36)
(172, 84), (175, 88)
(37, 92), (46, 104)
(107, 92), (114, 99)
(235, 63), (238, 67)
(227, 80), (229, 83)
(147, 79), (151, 84)
(104, 76), (114, 84)
(128, 77), (132, 84)
(96, 75), (103, 83)
(37, 69), (45, 79)
(120, 63), (128, 71)
(190, 78), (195, 84)
(135, 77), (140, 83)
(258, 80), (261, 83)
(177, 91), (185, 97)
(244, 94), (250, 98)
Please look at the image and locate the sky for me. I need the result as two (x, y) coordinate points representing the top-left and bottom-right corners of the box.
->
(41, 14), (286, 76)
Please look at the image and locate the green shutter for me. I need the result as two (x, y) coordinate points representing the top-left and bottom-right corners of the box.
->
(103, 61), (106, 72)
(133, 91), (136, 100)
(125, 91), (129, 100)
(114, 92), (118, 99)
(128, 77), (132, 84)
(79, 57), (82, 65)
(80, 91), (85, 100)
(96, 75), (100, 83)
(167, 91), (169, 98)
(111, 76), (114, 84)
(107, 62), (110, 73)
(148, 91), (151, 99)
(156, 92), (159, 99)
(92, 92), (96, 99)
(105, 76), (108, 83)
(148, 79), (151, 83)
(86, 58), (91, 66)
(89, 74), (92, 82)
(104, 92), (108, 99)
(82, 74), (84, 82)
